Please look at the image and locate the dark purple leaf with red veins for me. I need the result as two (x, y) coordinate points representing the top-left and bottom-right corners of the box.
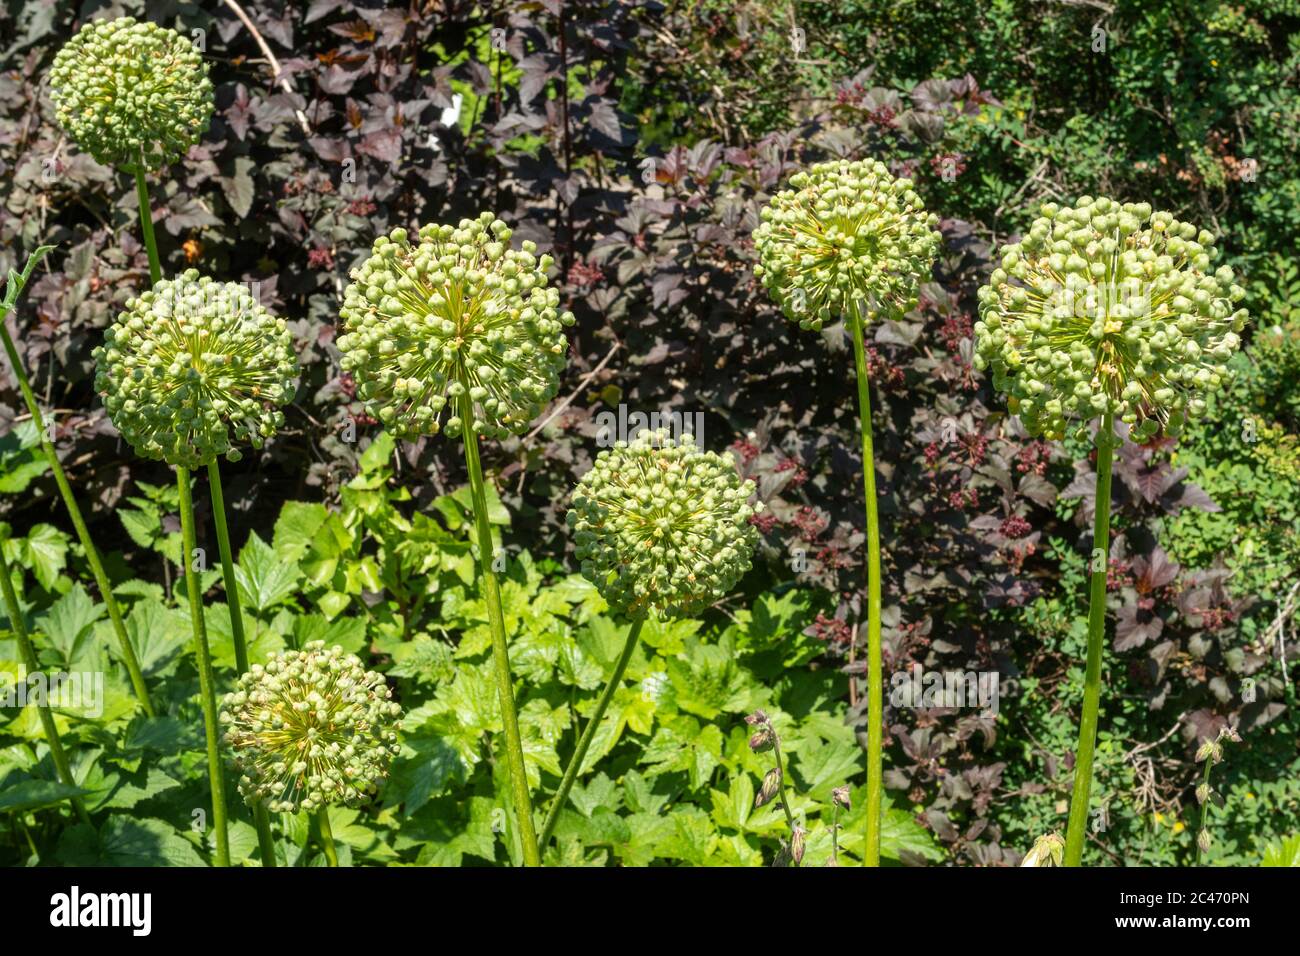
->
(225, 84), (254, 141)
(1133, 547), (1180, 590)
(357, 128), (402, 164)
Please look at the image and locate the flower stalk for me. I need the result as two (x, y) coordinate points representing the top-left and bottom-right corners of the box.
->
(206, 460), (276, 865)
(177, 465), (230, 867)
(461, 393), (541, 866)
(1064, 415), (1115, 865)
(539, 615), (647, 849)
(848, 300), (885, 867)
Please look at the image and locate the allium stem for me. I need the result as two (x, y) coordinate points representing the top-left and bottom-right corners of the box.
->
(133, 166), (162, 286)
(458, 393), (540, 867)
(317, 807), (338, 867)
(177, 465), (230, 867)
(0, 277), (155, 718)
(0, 544), (91, 827)
(849, 304), (884, 867)
(539, 614), (646, 849)
(206, 461), (276, 866)
(206, 463), (249, 674)
(1064, 413), (1115, 866)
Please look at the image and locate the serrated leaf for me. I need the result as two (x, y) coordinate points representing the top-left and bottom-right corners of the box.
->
(235, 531), (302, 612)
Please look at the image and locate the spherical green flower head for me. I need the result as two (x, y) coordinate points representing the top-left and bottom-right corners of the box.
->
(220, 642), (403, 814)
(337, 213), (575, 441)
(49, 16), (213, 171)
(974, 196), (1249, 441)
(567, 430), (762, 617)
(753, 158), (941, 331)
(93, 269), (299, 469)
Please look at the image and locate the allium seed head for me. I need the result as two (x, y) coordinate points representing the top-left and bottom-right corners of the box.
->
(567, 430), (761, 617)
(49, 17), (213, 171)
(974, 196), (1249, 441)
(92, 269), (299, 468)
(753, 158), (941, 330)
(337, 213), (575, 441)
(220, 642), (403, 813)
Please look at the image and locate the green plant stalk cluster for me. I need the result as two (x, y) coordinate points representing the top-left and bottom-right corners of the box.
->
(206, 459), (276, 865)
(177, 464), (230, 867)
(0, 248), (155, 717)
(460, 394), (540, 865)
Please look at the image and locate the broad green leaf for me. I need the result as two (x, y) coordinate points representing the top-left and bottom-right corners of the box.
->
(272, 500), (329, 563)
(96, 817), (207, 866)
(235, 531), (302, 612)
(22, 523), (68, 591)
(0, 778), (88, 813)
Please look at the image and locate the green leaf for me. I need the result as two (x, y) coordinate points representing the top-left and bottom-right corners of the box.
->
(97, 817), (207, 866)
(21, 523), (68, 590)
(1262, 834), (1300, 867)
(0, 778), (88, 813)
(272, 501), (329, 564)
(235, 531), (302, 612)
(124, 600), (188, 677)
(791, 736), (863, 799)
(35, 585), (103, 667)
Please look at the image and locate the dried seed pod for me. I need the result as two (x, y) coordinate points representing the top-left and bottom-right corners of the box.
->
(790, 824), (807, 865)
(753, 158), (941, 331)
(49, 17), (213, 170)
(567, 429), (761, 618)
(975, 196), (1248, 441)
(755, 766), (782, 809)
(220, 642), (403, 813)
(337, 214), (574, 441)
(93, 270), (298, 468)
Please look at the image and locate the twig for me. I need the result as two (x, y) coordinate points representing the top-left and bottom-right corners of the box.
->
(220, 0), (312, 136)
(523, 341), (620, 442)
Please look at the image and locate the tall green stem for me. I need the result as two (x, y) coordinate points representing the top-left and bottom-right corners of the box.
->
(458, 394), (540, 867)
(317, 807), (338, 867)
(133, 167), (162, 286)
(539, 615), (646, 849)
(1064, 413), (1115, 866)
(177, 465), (229, 867)
(0, 544), (91, 826)
(0, 302), (155, 718)
(206, 461), (276, 866)
(848, 303), (883, 867)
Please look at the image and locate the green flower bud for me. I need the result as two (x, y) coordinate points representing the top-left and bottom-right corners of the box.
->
(753, 159), (941, 330)
(975, 196), (1248, 441)
(338, 213), (574, 441)
(567, 429), (761, 617)
(220, 641), (403, 813)
(92, 270), (298, 468)
(49, 17), (213, 170)
(1020, 832), (1065, 867)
